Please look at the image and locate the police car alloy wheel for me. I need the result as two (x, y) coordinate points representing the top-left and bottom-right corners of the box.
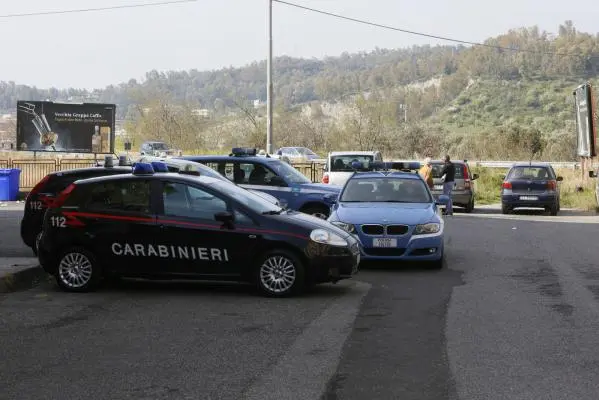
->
(56, 247), (101, 292)
(256, 250), (305, 297)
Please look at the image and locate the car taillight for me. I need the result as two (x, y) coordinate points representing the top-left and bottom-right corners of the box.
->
(502, 181), (512, 189)
(322, 174), (329, 184)
(463, 165), (471, 188)
(49, 183), (76, 208)
(26, 174), (51, 202)
(547, 180), (557, 190)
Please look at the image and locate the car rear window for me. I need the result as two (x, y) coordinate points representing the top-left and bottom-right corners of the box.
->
(330, 155), (374, 172)
(83, 179), (152, 213)
(430, 163), (465, 179)
(507, 166), (553, 180)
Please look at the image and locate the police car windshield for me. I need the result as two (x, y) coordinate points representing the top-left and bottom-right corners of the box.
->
(212, 181), (283, 214)
(341, 178), (432, 203)
(268, 161), (311, 184)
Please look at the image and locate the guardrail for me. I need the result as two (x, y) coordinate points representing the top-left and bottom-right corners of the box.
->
(0, 158), (595, 191)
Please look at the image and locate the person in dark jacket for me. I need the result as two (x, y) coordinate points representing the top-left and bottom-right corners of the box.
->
(440, 155), (455, 215)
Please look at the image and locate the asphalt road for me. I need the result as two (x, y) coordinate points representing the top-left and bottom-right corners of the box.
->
(2, 204), (599, 399)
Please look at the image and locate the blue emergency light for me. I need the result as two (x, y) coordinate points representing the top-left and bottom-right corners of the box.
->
(150, 161), (169, 172)
(132, 162), (155, 175)
(230, 147), (257, 156)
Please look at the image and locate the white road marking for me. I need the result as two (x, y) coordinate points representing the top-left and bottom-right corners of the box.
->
(242, 281), (371, 400)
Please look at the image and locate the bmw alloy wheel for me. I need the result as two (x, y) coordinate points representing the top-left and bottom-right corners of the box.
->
(259, 255), (297, 294)
(58, 251), (94, 289)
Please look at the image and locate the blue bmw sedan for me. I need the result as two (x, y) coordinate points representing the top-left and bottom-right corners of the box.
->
(327, 168), (449, 268)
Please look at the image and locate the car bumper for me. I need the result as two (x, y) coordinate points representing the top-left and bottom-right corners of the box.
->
(20, 218), (36, 248)
(305, 240), (360, 283)
(359, 232), (444, 261)
(431, 190), (472, 205)
(501, 193), (557, 208)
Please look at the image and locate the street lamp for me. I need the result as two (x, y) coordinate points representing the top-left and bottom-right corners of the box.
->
(266, 0), (274, 154)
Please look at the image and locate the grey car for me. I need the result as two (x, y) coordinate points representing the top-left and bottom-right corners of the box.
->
(429, 160), (479, 213)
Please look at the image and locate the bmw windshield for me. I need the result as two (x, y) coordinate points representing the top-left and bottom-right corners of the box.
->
(341, 178), (432, 203)
(267, 160), (311, 184)
(212, 181), (283, 214)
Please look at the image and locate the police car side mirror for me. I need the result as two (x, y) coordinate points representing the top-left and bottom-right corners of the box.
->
(214, 211), (234, 225)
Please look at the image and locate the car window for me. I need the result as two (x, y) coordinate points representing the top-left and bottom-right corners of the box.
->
(235, 162), (278, 186)
(341, 178), (431, 203)
(330, 155), (374, 171)
(507, 166), (553, 180)
(86, 179), (151, 213)
(211, 181), (282, 214)
(162, 182), (227, 220)
(430, 163), (465, 179)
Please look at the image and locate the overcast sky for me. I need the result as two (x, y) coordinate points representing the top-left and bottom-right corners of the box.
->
(1, 0), (596, 89)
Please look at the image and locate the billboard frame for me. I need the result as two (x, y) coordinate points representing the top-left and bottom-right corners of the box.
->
(573, 83), (596, 158)
(15, 100), (117, 155)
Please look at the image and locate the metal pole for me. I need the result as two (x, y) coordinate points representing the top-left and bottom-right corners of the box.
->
(266, 0), (274, 154)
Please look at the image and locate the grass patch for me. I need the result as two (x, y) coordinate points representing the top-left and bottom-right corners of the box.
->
(473, 166), (598, 210)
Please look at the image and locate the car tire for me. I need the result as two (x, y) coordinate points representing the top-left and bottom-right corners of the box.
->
(301, 205), (330, 219)
(427, 252), (445, 270)
(501, 204), (511, 214)
(55, 247), (102, 293)
(255, 249), (306, 297)
(464, 198), (474, 213)
(32, 231), (42, 256)
(549, 202), (558, 216)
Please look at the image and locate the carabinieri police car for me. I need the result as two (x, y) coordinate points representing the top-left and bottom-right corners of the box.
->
(37, 162), (360, 297)
(327, 161), (450, 269)
(178, 148), (341, 219)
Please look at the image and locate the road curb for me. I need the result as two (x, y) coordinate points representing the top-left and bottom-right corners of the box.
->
(0, 264), (48, 293)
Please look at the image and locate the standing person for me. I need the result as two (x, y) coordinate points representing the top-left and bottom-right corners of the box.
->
(440, 155), (455, 216)
(419, 157), (434, 189)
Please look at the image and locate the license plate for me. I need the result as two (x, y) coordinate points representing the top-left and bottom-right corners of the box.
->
(373, 238), (397, 247)
(434, 185), (443, 190)
(519, 196), (538, 201)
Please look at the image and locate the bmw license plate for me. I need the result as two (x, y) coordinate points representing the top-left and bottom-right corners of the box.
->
(519, 196), (538, 201)
(434, 185), (443, 190)
(373, 238), (397, 247)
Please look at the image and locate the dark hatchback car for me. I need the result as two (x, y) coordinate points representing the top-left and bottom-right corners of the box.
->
(20, 161), (132, 255)
(37, 163), (360, 297)
(501, 163), (563, 215)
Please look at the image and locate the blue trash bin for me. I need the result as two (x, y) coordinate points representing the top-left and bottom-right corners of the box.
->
(0, 168), (21, 201)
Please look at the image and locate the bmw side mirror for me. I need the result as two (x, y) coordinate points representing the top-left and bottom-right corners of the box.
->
(436, 195), (450, 205)
(472, 173), (479, 180)
(214, 211), (234, 225)
(556, 176), (563, 181)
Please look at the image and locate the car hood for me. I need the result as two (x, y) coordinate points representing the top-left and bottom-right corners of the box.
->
(334, 202), (438, 225)
(299, 182), (342, 193)
(278, 210), (351, 238)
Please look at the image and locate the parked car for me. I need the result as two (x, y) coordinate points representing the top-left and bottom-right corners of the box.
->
(501, 162), (563, 215)
(274, 147), (321, 161)
(322, 151), (384, 186)
(139, 141), (181, 157)
(178, 148), (341, 219)
(429, 159), (478, 213)
(137, 155), (281, 206)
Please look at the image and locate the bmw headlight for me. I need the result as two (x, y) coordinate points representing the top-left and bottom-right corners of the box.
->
(330, 221), (355, 234)
(413, 223), (441, 235)
(310, 229), (348, 247)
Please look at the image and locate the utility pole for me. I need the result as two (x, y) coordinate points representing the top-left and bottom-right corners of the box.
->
(266, 0), (274, 154)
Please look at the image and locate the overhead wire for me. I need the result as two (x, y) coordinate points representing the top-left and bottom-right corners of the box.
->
(273, 0), (596, 59)
(0, 0), (197, 19)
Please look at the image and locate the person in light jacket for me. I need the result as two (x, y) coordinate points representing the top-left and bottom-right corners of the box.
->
(419, 157), (434, 189)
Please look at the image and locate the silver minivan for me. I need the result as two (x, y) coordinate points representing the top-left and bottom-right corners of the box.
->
(429, 160), (479, 213)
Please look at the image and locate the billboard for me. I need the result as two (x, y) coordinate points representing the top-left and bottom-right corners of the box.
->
(16, 101), (116, 153)
(573, 83), (597, 157)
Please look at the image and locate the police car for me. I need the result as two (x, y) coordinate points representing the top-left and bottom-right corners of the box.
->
(178, 148), (341, 219)
(327, 161), (449, 269)
(37, 162), (360, 297)
(137, 155), (281, 206)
